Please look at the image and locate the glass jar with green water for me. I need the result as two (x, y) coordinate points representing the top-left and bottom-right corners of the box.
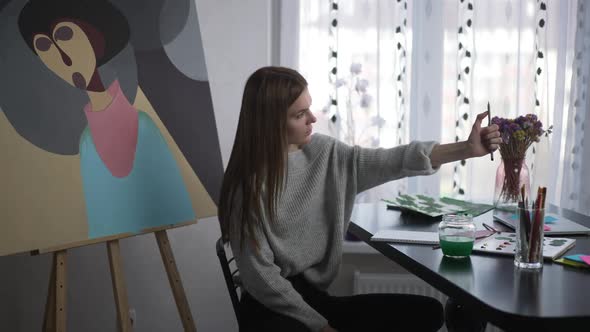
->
(438, 214), (475, 258)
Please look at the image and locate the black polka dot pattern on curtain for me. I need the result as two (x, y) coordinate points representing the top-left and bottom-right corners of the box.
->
(453, 0), (474, 198)
(531, 0), (547, 173)
(395, 0), (409, 196)
(327, 0), (339, 126)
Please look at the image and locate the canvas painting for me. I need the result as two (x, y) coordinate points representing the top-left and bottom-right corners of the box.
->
(0, 0), (223, 255)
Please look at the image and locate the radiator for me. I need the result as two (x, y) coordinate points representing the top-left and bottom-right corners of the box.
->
(352, 272), (503, 332)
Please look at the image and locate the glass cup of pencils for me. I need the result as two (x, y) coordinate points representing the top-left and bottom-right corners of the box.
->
(515, 186), (547, 269)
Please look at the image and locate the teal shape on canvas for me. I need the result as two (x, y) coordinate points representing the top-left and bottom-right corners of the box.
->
(80, 112), (195, 238)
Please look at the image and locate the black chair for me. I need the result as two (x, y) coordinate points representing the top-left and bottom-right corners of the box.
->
(216, 237), (242, 325)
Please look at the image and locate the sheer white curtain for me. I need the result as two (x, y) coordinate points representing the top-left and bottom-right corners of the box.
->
(296, 0), (413, 203)
(555, 0), (590, 215)
(287, 0), (590, 215)
(438, 0), (553, 202)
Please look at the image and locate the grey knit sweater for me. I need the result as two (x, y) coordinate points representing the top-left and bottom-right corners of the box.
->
(229, 133), (439, 331)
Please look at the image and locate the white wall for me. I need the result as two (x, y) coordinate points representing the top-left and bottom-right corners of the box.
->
(0, 1), (273, 331)
(200, 0), (275, 167)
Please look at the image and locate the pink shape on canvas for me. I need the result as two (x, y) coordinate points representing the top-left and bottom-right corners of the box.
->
(581, 255), (590, 266)
(84, 80), (138, 178)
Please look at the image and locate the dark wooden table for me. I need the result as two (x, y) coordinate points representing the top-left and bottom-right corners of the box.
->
(348, 202), (590, 331)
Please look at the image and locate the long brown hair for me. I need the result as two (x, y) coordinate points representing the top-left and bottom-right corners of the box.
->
(219, 67), (308, 248)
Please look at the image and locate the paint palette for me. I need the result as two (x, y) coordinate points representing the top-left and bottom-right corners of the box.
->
(472, 232), (576, 260)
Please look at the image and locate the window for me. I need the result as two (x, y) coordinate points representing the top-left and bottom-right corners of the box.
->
(292, 0), (589, 214)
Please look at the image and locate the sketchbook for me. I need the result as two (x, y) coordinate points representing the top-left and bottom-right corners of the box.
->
(493, 210), (590, 236)
(371, 230), (439, 245)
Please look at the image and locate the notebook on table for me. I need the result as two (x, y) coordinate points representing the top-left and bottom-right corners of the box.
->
(371, 230), (439, 245)
(472, 232), (576, 260)
(493, 210), (590, 236)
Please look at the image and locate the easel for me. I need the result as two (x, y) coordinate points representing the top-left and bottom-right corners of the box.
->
(35, 221), (198, 332)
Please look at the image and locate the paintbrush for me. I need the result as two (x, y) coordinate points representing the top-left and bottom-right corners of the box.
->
(488, 102), (494, 161)
(521, 185), (531, 245)
(529, 187), (545, 261)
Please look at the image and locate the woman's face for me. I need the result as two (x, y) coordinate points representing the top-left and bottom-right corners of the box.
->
(33, 21), (96, 90)
(286, 88), (316, 151)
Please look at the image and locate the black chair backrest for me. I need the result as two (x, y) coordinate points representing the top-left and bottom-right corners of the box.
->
(216, 237), (241, 325)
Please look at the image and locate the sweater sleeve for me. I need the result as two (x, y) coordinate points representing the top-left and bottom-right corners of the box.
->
(330, 138), (440, 193)
(229, 218), (329, 331)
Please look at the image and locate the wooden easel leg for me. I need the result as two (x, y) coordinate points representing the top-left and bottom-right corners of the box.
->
(43, 253), (57, 332)
(107, 240), (132, 332)
(55, 250), (67, 332)
(155, 230), (197, 332)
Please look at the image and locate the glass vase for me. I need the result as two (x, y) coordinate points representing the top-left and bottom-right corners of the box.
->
(493, 158), (531, 213)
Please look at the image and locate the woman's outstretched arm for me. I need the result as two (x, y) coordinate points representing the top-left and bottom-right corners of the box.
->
(430, 111), (501, 168)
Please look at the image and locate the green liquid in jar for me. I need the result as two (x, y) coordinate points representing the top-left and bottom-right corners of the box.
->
(440, 236), (474, 257)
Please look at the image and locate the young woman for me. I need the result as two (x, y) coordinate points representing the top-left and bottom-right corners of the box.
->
(219, 66), (501, 332)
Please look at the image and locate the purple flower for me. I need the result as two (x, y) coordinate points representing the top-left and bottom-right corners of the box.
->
(355, 79), (369, 93)
(491, 116), (502, 126)
(492, 113), (551, 157)
(335, 78), (347, 88)
(350, 62), (362, 75)
(360, 93), (372, 108)
(522, 120), (531, 129)
(371, 115), (386, 128)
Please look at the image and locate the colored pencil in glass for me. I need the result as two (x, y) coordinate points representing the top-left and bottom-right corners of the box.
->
(488, 102), (494, 161)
